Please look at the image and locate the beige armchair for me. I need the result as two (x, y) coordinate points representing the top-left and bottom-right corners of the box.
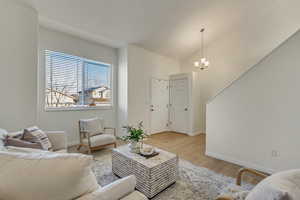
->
(78, 118), (117, 154)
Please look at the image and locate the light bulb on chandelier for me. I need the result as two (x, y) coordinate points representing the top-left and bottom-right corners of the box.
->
(200, 58), (206, 64)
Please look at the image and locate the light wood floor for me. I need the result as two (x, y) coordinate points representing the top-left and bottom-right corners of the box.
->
(72, 132), (264, 185)
(144, 132), (264, 185)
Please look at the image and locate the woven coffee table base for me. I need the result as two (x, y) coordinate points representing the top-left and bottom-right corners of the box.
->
(112, 146), (178, 198)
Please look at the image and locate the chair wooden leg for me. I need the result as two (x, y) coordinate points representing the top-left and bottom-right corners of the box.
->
(216, 197), (234, 200)
(236, 168), (268, 186)
(114, 142), (117, 148)
(87, 146), (92, 155)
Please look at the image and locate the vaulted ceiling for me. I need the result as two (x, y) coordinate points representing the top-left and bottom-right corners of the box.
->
(20, 0), (300, 60)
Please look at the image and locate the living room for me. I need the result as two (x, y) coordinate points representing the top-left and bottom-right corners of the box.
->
(1, 0), (300, 199)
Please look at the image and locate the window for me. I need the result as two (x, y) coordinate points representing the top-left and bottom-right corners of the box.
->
(45, 50), (112, 110)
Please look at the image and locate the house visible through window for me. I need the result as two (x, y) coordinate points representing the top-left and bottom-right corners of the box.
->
(45, 50), (112, 109)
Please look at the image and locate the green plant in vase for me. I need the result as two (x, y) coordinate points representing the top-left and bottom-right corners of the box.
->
(122, 121), (147, 153)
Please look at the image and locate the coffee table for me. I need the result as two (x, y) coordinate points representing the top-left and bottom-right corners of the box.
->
(112, 145), (178, 198)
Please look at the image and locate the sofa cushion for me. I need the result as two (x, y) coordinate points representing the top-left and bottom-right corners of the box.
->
(6, 145), (66, 154)
(76, 175), (144, 200)
(246, 169), (300, 200)
(121, 191), (148, 200)
(23, 126), (52, 150)
(0, 151), (99, 200)
(6, 146), (48, 153)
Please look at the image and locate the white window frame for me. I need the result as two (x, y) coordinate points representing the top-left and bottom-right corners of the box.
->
(44, 50), (114, 112)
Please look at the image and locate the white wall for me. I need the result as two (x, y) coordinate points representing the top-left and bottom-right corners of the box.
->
(180, 3), (300, 133)
(0, 0), (38, 131)
(117, 47), (128, 135)
(207, 29), (300, 173)
(38, 27), (118, 145)
(120, 45), (180, 133)
(191, 72), (202, 134)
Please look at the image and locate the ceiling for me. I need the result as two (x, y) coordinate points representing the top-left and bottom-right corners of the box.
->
(20, 0), (300, 60)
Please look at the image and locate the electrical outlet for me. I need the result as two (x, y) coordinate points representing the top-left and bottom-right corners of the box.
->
(271, 150), (279, 157)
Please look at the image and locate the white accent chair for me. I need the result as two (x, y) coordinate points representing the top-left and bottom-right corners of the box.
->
(78, 118), (117, 154)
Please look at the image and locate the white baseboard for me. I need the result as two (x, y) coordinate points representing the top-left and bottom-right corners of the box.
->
(188, 131), (204, 136)
(206, 151), (275, 174)
(67, 140), (79, 147)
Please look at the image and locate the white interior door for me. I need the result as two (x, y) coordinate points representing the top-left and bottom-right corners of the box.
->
(170, 77), (189, 134)
(150, 78), (169, 134)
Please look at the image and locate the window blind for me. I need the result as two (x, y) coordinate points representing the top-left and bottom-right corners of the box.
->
(45, 50), (111, 108)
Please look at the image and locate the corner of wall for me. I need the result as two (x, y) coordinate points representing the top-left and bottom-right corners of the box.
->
(117, 47), (129, 136)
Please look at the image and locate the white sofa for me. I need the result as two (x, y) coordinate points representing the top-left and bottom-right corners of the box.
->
(0, 128), (148, 200)
(217, 167), (300, 200)
(77, 175), (148, 200)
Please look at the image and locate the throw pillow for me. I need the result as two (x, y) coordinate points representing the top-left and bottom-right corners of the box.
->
(23, 126), (52, 150)
(246, 169), (300, 200)
(5, 137), (42, 149)
(0, 151), (99, 200)
(7, 131), (23, 138)
(0, 128), (7, 151)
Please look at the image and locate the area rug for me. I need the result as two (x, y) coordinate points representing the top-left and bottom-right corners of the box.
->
(92, 149), (253, 200)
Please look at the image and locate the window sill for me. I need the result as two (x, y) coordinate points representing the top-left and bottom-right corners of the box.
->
(45, 105), (113, 112)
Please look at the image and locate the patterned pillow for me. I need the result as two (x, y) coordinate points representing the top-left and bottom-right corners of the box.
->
(23, 126), (52, 150)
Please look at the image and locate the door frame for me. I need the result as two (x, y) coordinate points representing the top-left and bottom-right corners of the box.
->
(169, 73), (193, 135)
(149, 77), (170, 135)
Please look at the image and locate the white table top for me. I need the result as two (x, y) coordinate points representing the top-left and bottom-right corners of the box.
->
(113, 144), (177, 168)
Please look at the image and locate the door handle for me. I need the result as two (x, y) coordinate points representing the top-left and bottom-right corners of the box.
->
(184, 108), (188, 111)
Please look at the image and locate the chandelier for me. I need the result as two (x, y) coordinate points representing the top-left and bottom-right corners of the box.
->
(194, 28), (210, 70)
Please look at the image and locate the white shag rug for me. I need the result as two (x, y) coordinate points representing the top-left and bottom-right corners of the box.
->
(92, 149), (253, 200)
